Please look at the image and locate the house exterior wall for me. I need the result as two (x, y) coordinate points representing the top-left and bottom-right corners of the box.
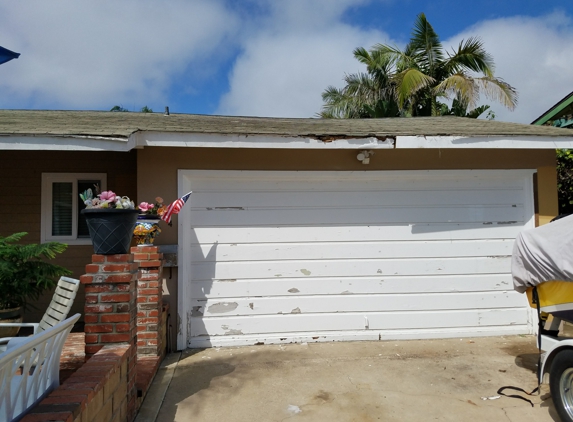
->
(537, 165), (559, 225)
(137, 146), (558, 349)
(138, 147), (558, 236)
(0, 150), (137, 322)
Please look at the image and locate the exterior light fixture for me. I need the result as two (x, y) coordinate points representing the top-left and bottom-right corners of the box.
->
(357, 150), (374, 164)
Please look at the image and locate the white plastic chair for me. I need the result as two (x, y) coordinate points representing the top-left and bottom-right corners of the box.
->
(0, 313), (80, 422)
(0, 276), (80, 346)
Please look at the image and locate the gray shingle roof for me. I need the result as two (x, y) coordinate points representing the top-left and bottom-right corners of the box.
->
(0, 109), (572, 139)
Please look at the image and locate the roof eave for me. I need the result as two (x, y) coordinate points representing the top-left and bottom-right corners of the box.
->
(0, 134), (132, 151)
(135, 131), (573, 150)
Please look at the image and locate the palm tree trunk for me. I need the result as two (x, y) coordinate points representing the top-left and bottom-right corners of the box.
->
(431, 96), (439, 117)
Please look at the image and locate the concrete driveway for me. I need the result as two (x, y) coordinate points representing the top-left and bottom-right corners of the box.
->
(136, 336), (559, 422)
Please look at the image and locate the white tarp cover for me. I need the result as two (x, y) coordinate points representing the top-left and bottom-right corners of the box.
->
(512, 215), (573, 293)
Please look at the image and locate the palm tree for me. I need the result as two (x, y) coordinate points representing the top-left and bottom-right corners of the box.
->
(374, 13), (517, 116)
(319, 48), (400, 118)
(320, 13), (517, 118)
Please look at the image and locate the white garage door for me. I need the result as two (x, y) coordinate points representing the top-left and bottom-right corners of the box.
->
(178, 170), (535, 348)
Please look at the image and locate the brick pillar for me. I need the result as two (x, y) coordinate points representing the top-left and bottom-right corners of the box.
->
(81, 253), (139, 421)
(132, 246), (165, 358)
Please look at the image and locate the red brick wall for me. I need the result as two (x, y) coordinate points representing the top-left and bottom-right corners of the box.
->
(21, 344), (131, 422)
(80, 254), (139, 419)
(133, 246), (165, 357)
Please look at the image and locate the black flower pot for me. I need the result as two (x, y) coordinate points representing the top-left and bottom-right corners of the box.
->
(81, 209), (139, 255)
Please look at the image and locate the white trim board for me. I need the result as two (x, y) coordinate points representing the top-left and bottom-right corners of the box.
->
(132, 132), (395, 150)
(4, 132), (573, 151)
(0, 135), (131, 151)
(396, 135), (573, 149)
(136, 132), (573, 150)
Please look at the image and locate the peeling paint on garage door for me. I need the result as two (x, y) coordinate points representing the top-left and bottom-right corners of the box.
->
(177, 170), (535, 349)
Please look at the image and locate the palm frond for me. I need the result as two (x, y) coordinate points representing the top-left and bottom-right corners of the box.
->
(394, 68), (435, 108)
(434, 73), (479, 110)
(320, 83), (366, 118)
(466, 104), (490, 119)
(320, 86), (353, 118)
(353, 47), (372, 66)
(408, 13), (444, 75)
(445, 37), (494, 77)
(371, 43), (416, 71)
(474, 76), (518, 111)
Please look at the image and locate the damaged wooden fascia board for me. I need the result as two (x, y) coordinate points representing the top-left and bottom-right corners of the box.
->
(309, 134), (395, 148)
(132, 131), (396, 149)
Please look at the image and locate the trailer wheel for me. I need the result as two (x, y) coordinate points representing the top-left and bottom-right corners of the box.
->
(550, 349), (573, 422)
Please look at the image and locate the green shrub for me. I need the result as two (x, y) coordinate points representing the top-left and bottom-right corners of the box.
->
(557, 149), (573, 215)
(0, 232), (71, 309)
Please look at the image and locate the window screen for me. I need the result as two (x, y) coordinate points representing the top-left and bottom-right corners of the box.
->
(51, 182), (73, 236)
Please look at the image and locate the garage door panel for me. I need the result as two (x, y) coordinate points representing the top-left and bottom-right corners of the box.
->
(190, 256), (512, 280)
(193, 292), (524, 318)
(190, 224), (525, 244)
(189, 240), (513, 263)
(190, 308), (527, 337)
(180, 169), (534, 348)
(189, 171), (527, 191)
(190, 189), (524, 209)
(189, 326), (529, 347)
(190, 275), (513, 299)
(189, 205), (523, 227)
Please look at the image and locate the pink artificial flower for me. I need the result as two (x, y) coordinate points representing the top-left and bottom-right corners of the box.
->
(138, 202), (154, 212)
(99, 191), (116, 202)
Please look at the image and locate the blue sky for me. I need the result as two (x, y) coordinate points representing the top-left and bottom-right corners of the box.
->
(0, 0), (572, 123)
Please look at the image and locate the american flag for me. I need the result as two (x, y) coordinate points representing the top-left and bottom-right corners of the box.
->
(161, 191), (192, 224)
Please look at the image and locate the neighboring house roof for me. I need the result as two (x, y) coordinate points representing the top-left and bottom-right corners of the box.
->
(532, 91), (573, 127)
(1, 109), (573, 151)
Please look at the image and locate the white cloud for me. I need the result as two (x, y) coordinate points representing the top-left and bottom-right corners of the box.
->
(217, 0), (392, 118)
(221, 6), (573, 122)
(0, 0), (239, 109)
(443, 11), (573, 123)
(1, 1), (571, 123)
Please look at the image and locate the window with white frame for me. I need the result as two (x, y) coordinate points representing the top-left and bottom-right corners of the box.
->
(41, 173), (107, 244)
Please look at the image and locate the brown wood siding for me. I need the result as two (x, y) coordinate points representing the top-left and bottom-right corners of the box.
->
(0, 150), (137, 322)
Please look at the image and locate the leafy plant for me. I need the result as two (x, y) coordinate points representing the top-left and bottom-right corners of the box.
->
(557, 149), (573, 215)
(0, 232), (71, 310)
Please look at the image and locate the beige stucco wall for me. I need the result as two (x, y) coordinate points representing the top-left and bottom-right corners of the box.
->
(0, 150), (137, 322)
(137, 146), (559, 348)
